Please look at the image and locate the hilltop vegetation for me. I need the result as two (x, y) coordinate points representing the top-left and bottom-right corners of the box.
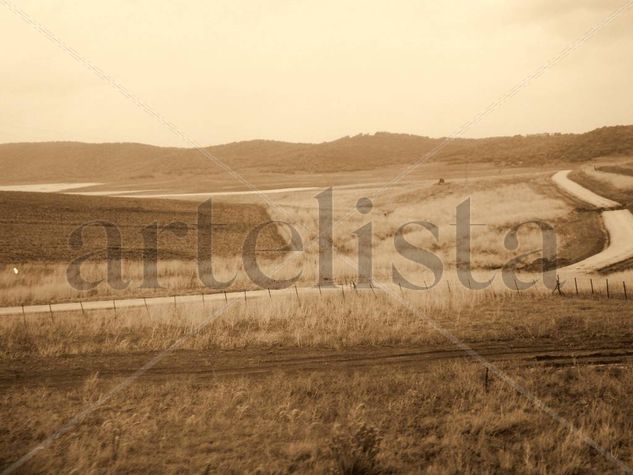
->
(0, 125), (632, 183)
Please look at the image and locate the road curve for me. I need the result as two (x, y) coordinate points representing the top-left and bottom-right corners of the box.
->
(553, 170), (633, 273)
(552, 170), (620, 209)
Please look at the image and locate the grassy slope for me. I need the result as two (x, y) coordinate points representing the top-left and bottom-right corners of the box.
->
(525, 179), (606, 268)
(568, 170), (633, 208)
(598, 162), (633, 177)
(1, 125), (632, 183)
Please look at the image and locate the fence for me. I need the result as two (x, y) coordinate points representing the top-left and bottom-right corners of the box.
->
(0, 275), (629, 320)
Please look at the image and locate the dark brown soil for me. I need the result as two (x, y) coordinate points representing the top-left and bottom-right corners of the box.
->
(4, 336), (633, 390)
(0, 191), (286, 263)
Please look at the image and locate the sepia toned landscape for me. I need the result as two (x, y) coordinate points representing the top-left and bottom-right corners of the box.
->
(2, 1), (633, 474)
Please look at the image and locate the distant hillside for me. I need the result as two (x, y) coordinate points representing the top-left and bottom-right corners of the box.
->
(1, 125), (632, 183)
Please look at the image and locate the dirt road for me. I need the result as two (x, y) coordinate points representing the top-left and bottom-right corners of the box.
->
(0, 285), (345, 317)
(553, 170), (633, 273)
(563, 209), (633, 273)
(552, 170), (620, 208)
(3, 336), (633, 389)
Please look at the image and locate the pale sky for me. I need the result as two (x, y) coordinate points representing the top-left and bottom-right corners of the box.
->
(1, 0), (632, 146)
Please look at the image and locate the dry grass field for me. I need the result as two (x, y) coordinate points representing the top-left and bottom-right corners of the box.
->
(3, 360), (633, 473)
(0, 170), (608, 306)
(2, 161), (632, 473)
(0, 191), (286, 305)
(262, 173), (605, 283)
(2, 293), (633, 472)
(3, 0), (633, 469)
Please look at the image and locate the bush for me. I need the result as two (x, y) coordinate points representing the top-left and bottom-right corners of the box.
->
(330, 422), (385, 474)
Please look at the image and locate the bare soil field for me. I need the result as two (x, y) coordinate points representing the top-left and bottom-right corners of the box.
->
(0, 191), (284, 263)
(0, 191), (290, 306)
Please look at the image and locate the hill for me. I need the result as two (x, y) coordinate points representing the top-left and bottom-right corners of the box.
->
(0, 125), (632, 184)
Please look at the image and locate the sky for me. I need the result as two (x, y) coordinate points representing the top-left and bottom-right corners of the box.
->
(1, 0), (632, 146)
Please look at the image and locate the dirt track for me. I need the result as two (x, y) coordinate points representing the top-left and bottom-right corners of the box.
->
(552, 170), (620, 208)
(553, 170), (633, 273)
(4, 336), (633, 389)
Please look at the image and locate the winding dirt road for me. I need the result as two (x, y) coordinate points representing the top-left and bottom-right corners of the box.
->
(553, 170), (633, 274)
(552, 170), (620, 209)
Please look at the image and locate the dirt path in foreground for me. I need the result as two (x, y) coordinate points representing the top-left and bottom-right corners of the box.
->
(3, 337), (633, 389)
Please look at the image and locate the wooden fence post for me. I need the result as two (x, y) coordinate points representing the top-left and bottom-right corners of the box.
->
(79, 300), (86, 318)
(624, 282), (628, 301)
(590, 279), (594, 296)
(294, 284), (300, 303)
(399, 282), (404, 297)
(112, 300), (118, 319)
(224, 290), (228, 303)
(144, 297), (150, 317)
(268, 288), (272, 299)
(554, 276), (563, 296)
(606, 279), (610, 299)
(369, 281), (376, 297)
(49, 303), (55, 323)
(574, 277), (578, 296)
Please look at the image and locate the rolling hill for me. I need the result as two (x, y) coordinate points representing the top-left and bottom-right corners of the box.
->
(1, 125), (632, 184)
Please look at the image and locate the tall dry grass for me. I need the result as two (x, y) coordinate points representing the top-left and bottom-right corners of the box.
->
(0, 174), (582, 306)
(3, 276), (630, 359)
(2, 360), (631, 473)
(264, 175), (573, 282)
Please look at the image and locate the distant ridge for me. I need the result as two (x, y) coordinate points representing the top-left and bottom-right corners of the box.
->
(1, 125), (632, 183)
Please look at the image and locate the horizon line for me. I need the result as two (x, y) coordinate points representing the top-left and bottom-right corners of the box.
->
(0, 123), (631, 150)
